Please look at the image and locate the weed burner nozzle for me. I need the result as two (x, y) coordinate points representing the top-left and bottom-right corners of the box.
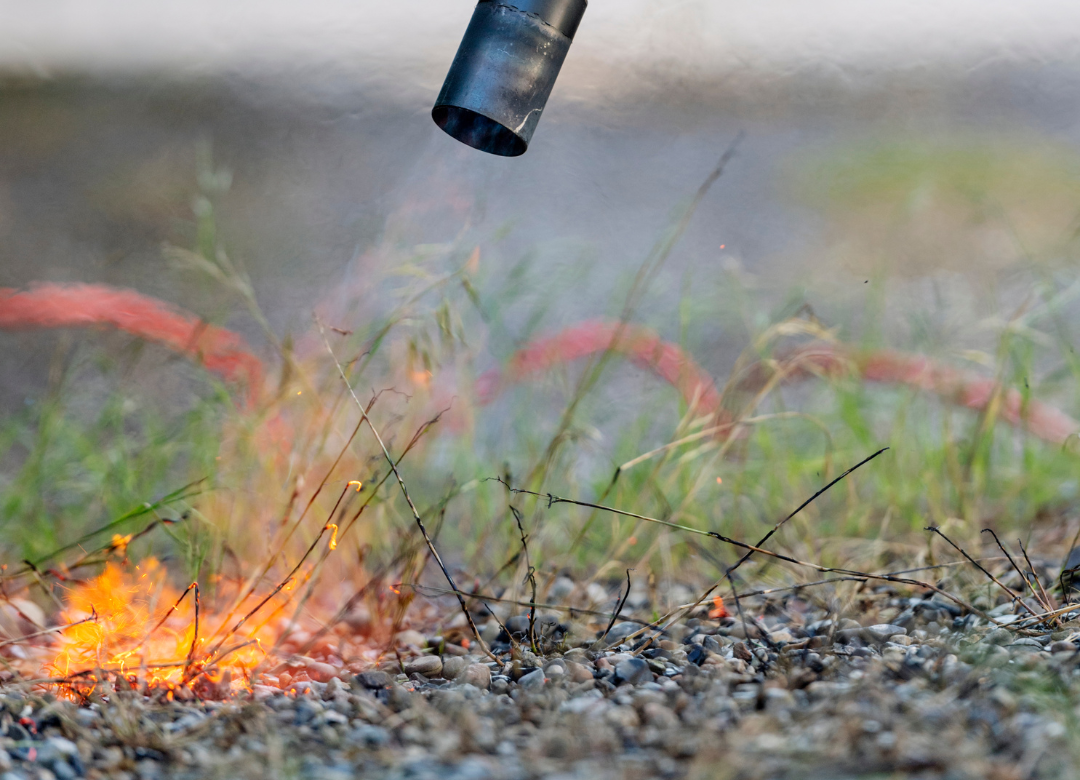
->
(432, 0), (588, 157)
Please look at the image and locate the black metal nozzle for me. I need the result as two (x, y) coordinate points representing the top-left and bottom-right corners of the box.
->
(432, 0), (588, 157)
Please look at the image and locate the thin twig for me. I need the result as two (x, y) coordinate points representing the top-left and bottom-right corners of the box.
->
(508, 505), (540, 654)
(595, 569), (633, 649)
(639, 447), (888, 653)
(727, 570), (754, 641)
(1014, 601), (1080, 629)
(1018, 538), (1055, 611)
(0, 612), (97, 650)
(497, 448), (893, 652)
(187, 583), (201, 667)
(405, 583), (654, 628)
(726, 447), (889, 580)
(927, 527), (1035, 617)
(982, 528), (1047, 615)
(409, 555), (1021, 636)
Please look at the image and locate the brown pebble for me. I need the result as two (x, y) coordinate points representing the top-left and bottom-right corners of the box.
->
(565, 661), (594, 683)
(733, 642), (753, 662)
(305, 660), (340, 682)
(462, 663), (491, 689)
(403, 654), (443, 676)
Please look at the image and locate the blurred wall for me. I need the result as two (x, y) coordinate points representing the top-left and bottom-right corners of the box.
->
(3, 1), (1080, 91)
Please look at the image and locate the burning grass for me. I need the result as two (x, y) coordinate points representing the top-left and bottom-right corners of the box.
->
(46, 558), (267, 701)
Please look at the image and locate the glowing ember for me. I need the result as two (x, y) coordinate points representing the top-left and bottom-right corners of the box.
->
(708, 595), (728, 620)
(47, 559), (267, 699)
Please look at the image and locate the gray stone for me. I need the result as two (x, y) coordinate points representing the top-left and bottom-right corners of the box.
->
(985, 628), (1013, 645)
(543, 658), (566, 675)
(549, 576), (577, 602)
(863, 624), (907, 642)
(505, 615), (532, 638)
(614, 657), (652, 685)
(1051, 640), (1077, 654)
(603, 622), (640, 644)
(983, 645), (1011, 667)
(703, 635), (726, 653)
(518, 669), (545, 689)
(357, 670), (392, 689)
(442, 656), (468, 680)
(1008, 638), (1045, 649)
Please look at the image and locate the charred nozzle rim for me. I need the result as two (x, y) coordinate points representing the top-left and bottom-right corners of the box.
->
(431, 105), (528, 158)
(479, 0), (588, 40)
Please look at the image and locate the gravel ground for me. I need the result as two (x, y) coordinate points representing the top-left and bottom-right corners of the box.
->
(3, 581), (1080, 780)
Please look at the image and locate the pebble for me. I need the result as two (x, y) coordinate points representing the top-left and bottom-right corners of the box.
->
(504, 615), (532, 638)
(703, 635), (727, 653)
(518, 669), (545, 689)
(564, 660), (594, 683)
(403, 655), (443, 677)
(442, 656), (468, 680)
(305, 659), (341, 682)
(614, 657), (652, 686)
(543, 659), (566, 676)
(462, 664), (492, 690)
(604, 705), (641, 729)
(985, 628), (1013, 646)
(603, 623), (641, 644)
(357, 671), (392, 689)
(686, 644), (707, 665)
(1008, 638), (1044, 650)
(863, 624), (907, 642)
(641, 702), (679, 729)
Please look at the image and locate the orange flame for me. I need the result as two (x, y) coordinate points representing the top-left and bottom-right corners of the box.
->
(708, 595), (728, 620)
(47, 559), (267, 698)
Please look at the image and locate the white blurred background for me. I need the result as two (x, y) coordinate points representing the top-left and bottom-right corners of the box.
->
(2, 1), (1079, 408)
(4, 1), (1079, 84)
